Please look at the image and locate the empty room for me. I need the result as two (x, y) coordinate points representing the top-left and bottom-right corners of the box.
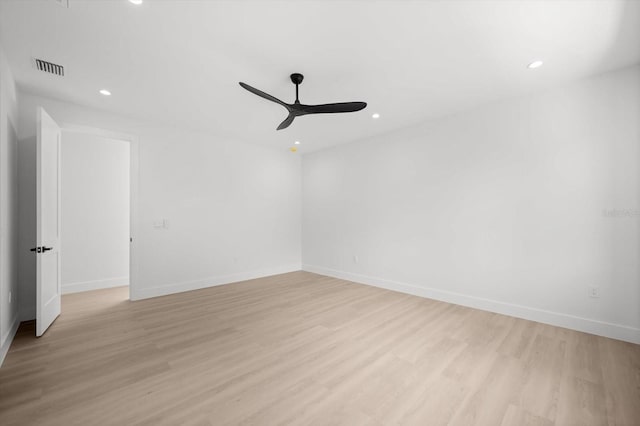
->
(0, 0), (639, 425)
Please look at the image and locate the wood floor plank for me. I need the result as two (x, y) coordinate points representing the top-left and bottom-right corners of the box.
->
(517, 333), (566, 422)
(555, 376), (607, 426)
(500, 405), (554, 426)
(0, 271), (638, 426)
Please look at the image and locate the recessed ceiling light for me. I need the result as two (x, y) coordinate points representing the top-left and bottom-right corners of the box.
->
(99, 89), (111, 96)
(528, 60), (544, 69)
(372, 113), (380, 119)
(294, 141), (300, 145)
(129, 0), (143, 5)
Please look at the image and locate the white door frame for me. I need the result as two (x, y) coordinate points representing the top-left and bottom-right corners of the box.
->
(58, 124), (139, 300)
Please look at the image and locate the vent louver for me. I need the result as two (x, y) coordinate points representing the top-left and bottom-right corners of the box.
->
(35, 59), (65, 77)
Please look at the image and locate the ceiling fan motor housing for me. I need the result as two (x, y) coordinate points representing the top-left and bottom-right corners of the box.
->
(290, 73), (304, 85)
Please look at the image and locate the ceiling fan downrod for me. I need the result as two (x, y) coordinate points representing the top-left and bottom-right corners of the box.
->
(290, 73), (304, 104)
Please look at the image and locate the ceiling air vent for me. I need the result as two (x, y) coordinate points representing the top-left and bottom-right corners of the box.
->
(35, 59), (65, 77)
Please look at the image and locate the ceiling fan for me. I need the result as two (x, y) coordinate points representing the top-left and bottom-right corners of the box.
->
(239, 73), (367, 130)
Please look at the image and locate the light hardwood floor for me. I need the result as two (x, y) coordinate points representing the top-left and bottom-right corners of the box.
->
(1, 271), (638, 425)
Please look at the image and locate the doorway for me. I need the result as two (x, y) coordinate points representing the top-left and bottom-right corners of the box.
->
(60, 131), (130, 295)
(34, 107), (139, 336)
(59, 124), (139, 306)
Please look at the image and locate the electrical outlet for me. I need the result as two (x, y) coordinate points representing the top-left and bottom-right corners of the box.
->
(589, 286), (600, 298)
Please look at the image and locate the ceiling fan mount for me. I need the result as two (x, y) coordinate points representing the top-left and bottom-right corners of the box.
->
(239, 72), (366, 130)
(290, 73), (304, 85)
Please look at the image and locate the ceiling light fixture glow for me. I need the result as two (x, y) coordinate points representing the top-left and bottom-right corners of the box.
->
(99, 89), (112, 96)
(294, 141), (300, 145)
(129, 0), (143, 5)
(372, 113), (380, 119)
(528, 60), (544, 69)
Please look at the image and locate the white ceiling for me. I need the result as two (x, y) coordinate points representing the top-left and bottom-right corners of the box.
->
(1, 0), (639, 153)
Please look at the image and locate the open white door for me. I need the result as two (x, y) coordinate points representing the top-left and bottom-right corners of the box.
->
(35, 107), (62, 337)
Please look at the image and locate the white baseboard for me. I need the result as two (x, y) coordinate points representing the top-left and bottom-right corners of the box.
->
(0, 316), (20, 368)
(130, 264), (302, 301)
(62, 276), (129, 294)
(303, 264), (640, 345)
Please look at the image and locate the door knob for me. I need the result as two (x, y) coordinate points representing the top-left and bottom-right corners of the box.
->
(30, 247), (52, 253)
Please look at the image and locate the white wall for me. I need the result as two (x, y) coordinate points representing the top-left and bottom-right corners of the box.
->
(303, 65), (640, 344)
(0, 43), (19, 364)
(61, 132), (130, 294)
(17, 93), (301, 318)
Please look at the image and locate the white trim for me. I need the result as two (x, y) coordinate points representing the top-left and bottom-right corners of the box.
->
(60, 124), (135, 143)
(62, 277), (129, 294)
(59, 124), (139, 303)
(302, 264), (640, 345)
(0, 316), (20, 367)
(130, 264), (301, 300)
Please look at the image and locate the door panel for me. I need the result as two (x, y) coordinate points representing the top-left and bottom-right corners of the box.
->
(36, 107), (62, 337)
